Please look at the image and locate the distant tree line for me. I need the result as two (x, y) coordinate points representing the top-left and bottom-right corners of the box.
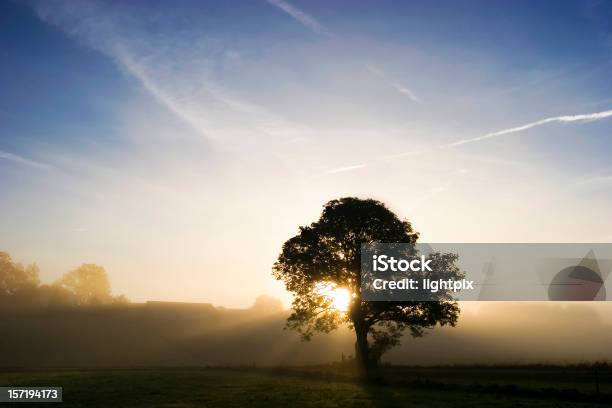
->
(0, 251), (128, 309)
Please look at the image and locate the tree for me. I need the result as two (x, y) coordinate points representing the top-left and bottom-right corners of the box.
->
(0, 251), (40, 296)
(273, 197), (462, 379)
(39, 283), (77, 307)
(0, 252), (128, 308)
(55, 264), (113, 305)
(251, 295), (284, 314)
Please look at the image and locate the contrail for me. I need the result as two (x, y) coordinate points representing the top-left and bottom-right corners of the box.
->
(324, 108), (612, 174)
(366, 65), (423, 104)
(266, 1), (421, 103)
(326, 163), (368, 174)
(266, 0), (332, 37)
(441, 109), (612, 148)
(0, 150), (51, 169)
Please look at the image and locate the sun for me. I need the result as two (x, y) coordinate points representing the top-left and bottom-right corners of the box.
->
(329, 287), (351, 312)
(315, 282), (352, 313)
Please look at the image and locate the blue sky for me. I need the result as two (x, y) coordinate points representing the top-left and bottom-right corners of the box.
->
(1, 0), (612, 306)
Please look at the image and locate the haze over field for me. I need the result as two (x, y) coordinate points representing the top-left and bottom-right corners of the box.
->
(1, 300), (610, 367)
(1, 0), (612, 325)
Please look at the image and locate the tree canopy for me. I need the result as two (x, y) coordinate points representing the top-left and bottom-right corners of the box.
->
(55, 264), (114, 305)
(273, 197), (462, 377)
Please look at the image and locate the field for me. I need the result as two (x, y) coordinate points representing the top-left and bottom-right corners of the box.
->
(0, 366), (610, 407)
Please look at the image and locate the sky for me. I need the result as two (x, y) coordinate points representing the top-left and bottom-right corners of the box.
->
(1, 0), (612, 308)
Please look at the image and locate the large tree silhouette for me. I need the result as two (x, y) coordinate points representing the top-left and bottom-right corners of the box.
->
(273, 197), (461, 378)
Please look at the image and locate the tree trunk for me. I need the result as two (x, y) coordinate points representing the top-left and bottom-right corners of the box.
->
(354, 321), (376, 381)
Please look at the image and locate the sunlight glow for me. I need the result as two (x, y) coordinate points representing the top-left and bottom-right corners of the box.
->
(315, 282), (352, 313)
(330, 288), (351, 312)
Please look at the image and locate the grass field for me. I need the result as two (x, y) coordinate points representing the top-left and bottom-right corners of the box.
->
(0, 366), (610, 407)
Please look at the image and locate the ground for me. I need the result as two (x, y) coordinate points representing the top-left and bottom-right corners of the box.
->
(0, 367), (609, 407)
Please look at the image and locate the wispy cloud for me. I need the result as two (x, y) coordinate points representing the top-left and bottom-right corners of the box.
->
(266, 1), (421, 103)
(115, 45), (305, 144)
(441, 109), (612, 148)
(366, 65), (423, 104)
(115, 49), (208, 137)
(325, 163), (367, 174)
(33, 1), (304, 145)
(266, 0), (332, 37)
(578, 174), (612, 185)
(0, 150), (51, 170)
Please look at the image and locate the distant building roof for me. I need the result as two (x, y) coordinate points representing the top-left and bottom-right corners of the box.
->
(145, 301), (216, 311)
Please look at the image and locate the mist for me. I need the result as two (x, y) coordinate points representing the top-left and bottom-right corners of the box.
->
(1, 299), (610, 368)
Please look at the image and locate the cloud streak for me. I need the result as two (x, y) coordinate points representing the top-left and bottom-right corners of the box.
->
(324, 108), (612, 174)
(366, 65), (423, 104)
(442, 109), (612, 148)
(325, 163), (367, 174)
(0, 150), (51, 170)
(578, 174), (612, 186)
(266, 0), (332, 37)
(33, 1), (304, 145)
(266, 1), (421, 103)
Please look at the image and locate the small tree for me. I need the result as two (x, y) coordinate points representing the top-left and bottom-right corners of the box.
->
(273, 197), (461, 378)
(55, 264), (113, 305)
(0, 251), (40, 296)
